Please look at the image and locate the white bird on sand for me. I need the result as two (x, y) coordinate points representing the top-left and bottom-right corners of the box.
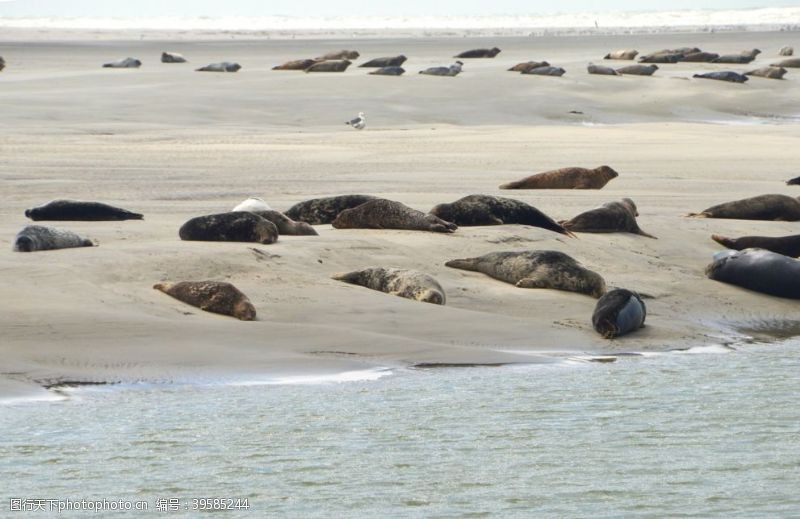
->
(346, 112), (366, 130)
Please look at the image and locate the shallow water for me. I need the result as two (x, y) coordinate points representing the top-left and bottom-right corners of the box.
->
(2, 342), (799, 517)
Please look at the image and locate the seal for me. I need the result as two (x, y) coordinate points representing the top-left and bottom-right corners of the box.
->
(305, 60), (351, 73)
(693, 71), (749, 83)
(332, 267), (446, 304)
(161, 52), (187, 63)
(499, 165), (619, 190)
(521, 66), (565, 76)
(771, 58), (800, 68)
(196, 62), (241, 72)
(713, 49), (760, 64)
(712, 233), (800, 258)
(745, 66), (787, 79)
(561, 198), (656, 238)
(369, 66), (405, 76)
(604, 49), (638, 60)
(780, 46), (794, 57)
(232, 197), (272, 212)
(592, 288), (646, 339)
(787, 176), (800, 185)
(686, 194), (800, 221)
(179, 212), (278, 243)
(679, 51), (720, 62)
(508, 61), (549, 72)
(249, 210), (318, 236)
(272, 59), (319, 70)
(102, 57), (142, 68)
(316, 50), (359, 60)
(359, 55), (407, 68)
(25, 200), (143, 221)
(587, 63), (619, 75)
(284, 194), (378, 225)
(616, 64), (658, 76)
(154, 281), (256, 320)
(445, 250), (606, 298)
(429, 194), (571, 236)
(455, 48), (501, 58)
(0, 56), (5, 72)
(332, 199), (457, 233)
(13, 225), (94, 252)
(419, 61), (463, 76)
(705, 248), (800, 299)
(638, 53), (682, 63)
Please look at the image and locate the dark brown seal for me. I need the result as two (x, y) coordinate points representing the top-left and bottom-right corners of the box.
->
(712, 234), (800, 258)
(500, 166), (619, 190)
(284, 195), (377, 225)
(455, 47), (501, 58)
(332, 199), (457, 233)
(249, 210), (318, 236)
(561, 198), (656, 238)
(686, 194), (800, 221)
(679, 52), (720, 62)
(179, 212), (278, 243)
(272, 59), (320, 70)
(25, 200), (143, 221)
(332, 267), (446, 304)
(153, 281), (256, 320)
(508, 61), (550, 72)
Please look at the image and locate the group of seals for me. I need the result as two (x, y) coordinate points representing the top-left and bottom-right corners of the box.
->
(285, 194), (377, 225)
(592, 289), (647, 338)
(561, 199), (656, 238)
(25, 200), (143, 221)
(179, 212), (279, 244)
(500, 166), (618, 190)
(429, 194), (570, 235)
(333, 267), (446, 305)
(14, 225), (94, 252)
(687, 194), (800, 221)
(196, 62), (241, 72)
(154, 281), (257, 320)
(332, 199), (457, 233)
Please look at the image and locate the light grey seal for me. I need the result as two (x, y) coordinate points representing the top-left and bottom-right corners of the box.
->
(455, 48), (501, 58)
(161, 52), (187, 63)
(779, 46), (794, 57)
(332, 199), (457, 233)
(272, 59), (320, 70)
(705, 248), (800, 299)
(771, 58), (800, 68)
(13, 225), (94, 252)
(508, 61), (550, 72)
(154, 281), (256, 320)
(249, 210), (318, 236)
(25, 200), (143, 221)
(445, 250), (606, 298)
(616, 64), (658, 76)
(317, 50), (359, 60)
(359, 55), (407, 67)
(332, 267), (446, 304)
(713, 49), (760, 64)
(196, 62), (241, 72)
(686, 194), (800, 221)
(500, 166), (619, 190)
(369, 66), (405, 76)
(745, 66), (787, 79)
(522, 66), (565, 76)
(712, 233), (800, 258)
(284, 194), (378, 225)
(592, 289), (646, 338)
(419, 61), (463, 76)
(587, 63), (619, 75)
(604, 49), (639, 60)
(561, 198), (656, 238)
(103, 57), (142, 68)
(693, 71), (749, 83)
(305, 60), (351, 72)
(179, 212), (278, 243)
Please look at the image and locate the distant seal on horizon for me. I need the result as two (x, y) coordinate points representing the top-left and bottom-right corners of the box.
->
(272, 59), (320, 70)
(679, 51), (719, 62)
(522, 66), (565, 76)
(359, 55), (407, 67)
(13, 225), (94, 252)
(332, 267), (446, 305)
(161, 52), (187, 63)
(779, 46), (794, 56)
(455, 47), (501, 58)
(745, 66), (787, 79)
(154, 281), (256, 320)
(705, 248), (800, 299)
(771, 58), (800, 68)
(693, 71), (749, 83)
(713, 49), (760, 64)
(232, 197), (272, 212)
(249, 210), (318, 236)
(284, 194), (378, 225)
(316, 50), (359, 60)
(499, 166), (619, 190)
(604, 49), (638, 60)
(332, 199), (457, 233)
(25, 200), (143, 221)
(616, 64), (658, 76)
(179, 212), (278, 243)
(712, 233), (800, 258)
(592, 289), (646, 339)
(561, 198), (656, 238)
(587, 63), (619, 75)
(419, 61), (463, 76)
(369, 66), (405, 76)
(445, 250), (606, 298)
(196, 62), (241, 72)
(305, 60), (351, 72)
(429, 194), (571, 236)
(508, 61), (550, 72)
(686, 194), (800, 221)
(103, 57), (142, 68)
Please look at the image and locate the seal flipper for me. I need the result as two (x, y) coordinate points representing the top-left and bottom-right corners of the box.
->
(515, 278), (548, 289)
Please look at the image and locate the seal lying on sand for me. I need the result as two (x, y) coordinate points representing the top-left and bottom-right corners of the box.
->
(639, 52), (682, 63)
(332, 267), (446, 305)
(604, 49), (638, 60)
(359, 55), (407, 67)
(419, 61), (463, 76)
(232, 197), (272, 212)
(522, 66), (565, 76)
(272, 59), (319, 70)
(693, 71), (749, 83)
(561, 198), (656, 238)
(249, 210), (318, 236)
(592, 289), (646, 339)
(616, 64), (658, 76)
(161, 52), (187, 63)
(369, 66), (405, 76)
(317, 50), (359, 60)
(508, 61), (550, 72)
(500, 166), (618, 190)
(679, 51), (720, 62)
(0, 56), (5, 72)
(786, 176), (800, 185)
(196, 62), (241, 72)
(429, 194), (570, 236)
(446, 250), (606, 298)
(587, 63), (619, 75)
(712, 234), (800, 258)
(13, 225), (94, 252)
(455, 48), (501, 58)
(25, 200), (143, 221)
(771, 58), (800, 68)
(780, 46), (794, 56)
(745, 66), (787, 79)
(284, 194), (377, 225)
(306, 60), (351, 72)
(179, 212), (278, 243)
(332, 199), (457, 233)
(705, 249), (800, 299)
(713, 49), (760, 64)
(103, 57), (142, 68)
(686, 195), (800, 221)
(154, 281), (256, 320)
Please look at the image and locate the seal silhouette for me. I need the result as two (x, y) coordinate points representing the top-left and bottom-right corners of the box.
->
(359, 55), (407, 67)
(154, 281), (256, 320)
(561, 198), (656, 238)
(455, 48), (501, 58)
(500, 166), (618, 190)
(13, 225), (94, 252)
(25, 200), (143, 221)
(0, 56), (5, 72)
(429, 194), (570, 236)
(332, 199), (457, 233)
(179, 212), (278, 243)
(446, 250), (606, 297)
(592, 289), (646, 339)
(705, 249), (800, 299)
(284, 194), (377, 225)
(332, 267), (446, 305)
(712, 234), (800, 258)
(686, 195), (800, 221)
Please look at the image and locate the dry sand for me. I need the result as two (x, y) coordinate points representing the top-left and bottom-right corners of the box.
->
(2, 31), (800, 397)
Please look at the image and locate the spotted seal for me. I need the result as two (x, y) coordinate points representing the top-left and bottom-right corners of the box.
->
(561, 198), (656, 238)
(592, 289), (646, 338)
(332, 199), (457, 233)
(686, 195), (800, 221)
(154, 281), (256, 320)
(705, 249), (800, 299)
(332, 267), (446, 304)
(179, 212), (278, 243)
(712, 234), (800, 258)
(284, 194), (377, 225)
(419, 61), (462, 76)
(429, 194), (570, 235)
(13, 225), (94, 252)
(25, 200), (143, 221)
(500, 166), (619, 190)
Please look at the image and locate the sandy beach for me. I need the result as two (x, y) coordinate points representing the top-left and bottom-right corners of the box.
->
(2, 30), (800, 398)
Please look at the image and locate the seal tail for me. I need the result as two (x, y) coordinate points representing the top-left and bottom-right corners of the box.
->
(711, 234), (735, 249)
(637, 229), (658, 239)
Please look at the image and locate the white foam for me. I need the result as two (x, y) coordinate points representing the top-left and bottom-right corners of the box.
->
(227, 368), (392, 386)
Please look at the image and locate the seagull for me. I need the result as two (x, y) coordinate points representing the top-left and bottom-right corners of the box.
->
(346, 112), (366, 130)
